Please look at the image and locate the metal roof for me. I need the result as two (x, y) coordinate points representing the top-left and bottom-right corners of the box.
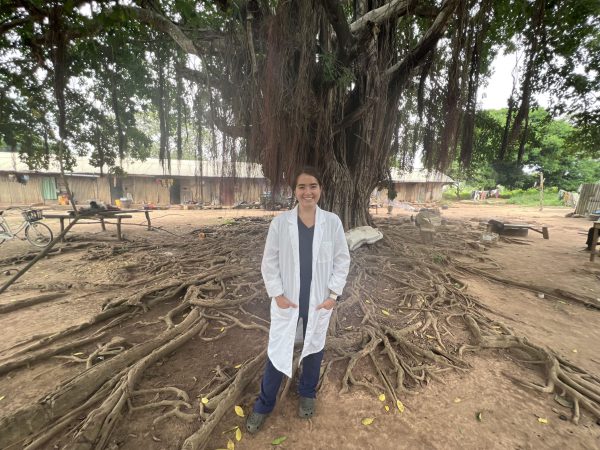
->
(0, 152), (264, 179)
(390, 167), (454, 184)
(0, 152), (453, 184)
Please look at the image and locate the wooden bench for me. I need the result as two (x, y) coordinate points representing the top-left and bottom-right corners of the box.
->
(487, 220), (549, 239)
(44, 210), (151, 241)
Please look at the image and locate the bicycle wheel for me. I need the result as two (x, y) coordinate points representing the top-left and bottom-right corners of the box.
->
(25, 222), (53, 247)
(0, 222), (9, 245)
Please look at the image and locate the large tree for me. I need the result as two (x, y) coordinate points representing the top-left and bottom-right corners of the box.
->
(1, 0), (599, 227)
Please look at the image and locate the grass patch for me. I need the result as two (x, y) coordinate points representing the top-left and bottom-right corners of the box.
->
(504, 187), (563, 206)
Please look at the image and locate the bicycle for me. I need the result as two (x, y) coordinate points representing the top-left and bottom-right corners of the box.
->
(0, 208), (54, 248)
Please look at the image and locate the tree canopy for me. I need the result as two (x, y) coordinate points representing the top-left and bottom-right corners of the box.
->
(1, 0), (599, 226)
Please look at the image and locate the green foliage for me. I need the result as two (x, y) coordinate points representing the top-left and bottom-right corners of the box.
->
(320, 52), (354, 89)
(458, 108), (600, 191)
(504, 187), (563, 206)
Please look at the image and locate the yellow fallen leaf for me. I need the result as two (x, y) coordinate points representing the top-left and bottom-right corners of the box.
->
(234, 405), (244, 417)
(201, 397), (209, 405)
(396, 400), (405, 413)
(72, 352), (84, 356)
(361, 417), (375, 425)
(272, 436), (287, 445)
(0, 395), (5, 401)
(453, 398), (461, 403)
(381, 309), (390, 316)
(227, 439), (235, 450)
(476, 412), (483, 421)
(220, 327), (225, 332)
(235, 427), (242, 441)
(234, 364), (242, 369)
(572, 349), (578, 353)
(538, 417), (548, 424)
(426, 334), (435, 339)
(378, 393), (386, 402)
(365, 300), (371, 304)
(384, 405), (390, 412)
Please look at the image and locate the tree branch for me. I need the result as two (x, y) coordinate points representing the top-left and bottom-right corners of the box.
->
(349, 0), (415, 34)
(119, 6), (225, 56)
(320, 0), (354, 62)
(386, 0), (459, 85)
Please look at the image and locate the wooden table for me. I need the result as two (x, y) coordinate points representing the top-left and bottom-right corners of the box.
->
(44, 209), (152, 241)
(590, 221), (600, 262)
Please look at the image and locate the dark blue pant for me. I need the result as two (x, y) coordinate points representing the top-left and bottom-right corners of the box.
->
(253, 349), (324, 414)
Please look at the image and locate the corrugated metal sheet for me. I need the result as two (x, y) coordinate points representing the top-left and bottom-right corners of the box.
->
(0, 152), (264, 179)
(575, 184), (600, 215)
(380, 183), (445, 203)
(390, 168), (454, 184)
(68, 176), (112, 204)
(0, 174), (44, 204)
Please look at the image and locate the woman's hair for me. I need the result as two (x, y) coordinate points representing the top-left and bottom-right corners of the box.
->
(292, 166), (322, 189)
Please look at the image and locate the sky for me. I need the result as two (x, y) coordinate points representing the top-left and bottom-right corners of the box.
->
(478, 50), (550, 110)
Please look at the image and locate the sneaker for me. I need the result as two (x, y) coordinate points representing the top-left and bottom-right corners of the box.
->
(246, 411), (268, 434)
(298, 396), (315, 419)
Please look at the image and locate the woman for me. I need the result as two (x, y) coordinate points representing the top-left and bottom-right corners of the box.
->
(246, 166), (350, 433)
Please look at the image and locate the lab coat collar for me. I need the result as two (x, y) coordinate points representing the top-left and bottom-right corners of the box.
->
(287, 205), (326, 225)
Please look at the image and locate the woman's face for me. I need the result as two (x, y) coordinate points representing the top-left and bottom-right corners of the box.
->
(294, 173), (321, 208)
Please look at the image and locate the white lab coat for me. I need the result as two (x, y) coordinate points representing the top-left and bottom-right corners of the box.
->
(261, 206), (351, 377)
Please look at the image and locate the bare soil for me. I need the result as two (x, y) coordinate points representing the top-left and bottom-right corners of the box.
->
(0, 201), (599, 450)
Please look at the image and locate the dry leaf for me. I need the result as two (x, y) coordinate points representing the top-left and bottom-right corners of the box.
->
(572, 349), (578, 353)
(361, 417), (375, 426)
(0, 395), (5, 401)
(365, 300), (371, 304)
(220, 327), (225, 332)
(201, 397), (209, 405)
(476, 412), (483, 421)
(381, 309), (390, 316)
(234, 405), (245, 417)
(396, 400), (405, 413)
(271, 436), (287, 445)
(425, 334), (435, 339)
(538, 417), (548, 424)
(378, 393), (386, 402)
(235, 427), (242, 442)
(227, 439), (235, 450)
(234, 364), (242, 369)
(453, 398), (461, 403)
(384, 405), (390, 412)
(72, 352), (84, 356)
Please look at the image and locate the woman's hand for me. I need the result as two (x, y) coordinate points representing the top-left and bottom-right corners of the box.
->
(316, 298), (336, 310)
(275, 295), (297, 309)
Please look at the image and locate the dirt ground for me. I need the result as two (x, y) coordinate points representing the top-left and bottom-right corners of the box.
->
(0, 201), (599, 450)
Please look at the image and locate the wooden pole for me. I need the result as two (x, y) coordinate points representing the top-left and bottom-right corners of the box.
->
(0, 217), (80, 295)
(539, 172), (544, 211)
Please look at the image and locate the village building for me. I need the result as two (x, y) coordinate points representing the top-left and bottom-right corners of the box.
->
(373, 168), (454, 204)
(0, 152), (266, 207)
(1, 151), (454, 208)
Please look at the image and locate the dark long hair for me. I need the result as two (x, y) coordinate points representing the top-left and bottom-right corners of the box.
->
(292, 166), (322, 189)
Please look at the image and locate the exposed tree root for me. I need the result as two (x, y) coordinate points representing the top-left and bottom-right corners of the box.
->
(1, 217), (598, 450)
(181, 351), (266, 450)
(457, 264), (600, 310)
(460, 314), (600, 424)
(0, 292), (66, 314)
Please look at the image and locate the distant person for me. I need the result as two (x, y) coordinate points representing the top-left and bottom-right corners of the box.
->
(587, 226), (599, 251)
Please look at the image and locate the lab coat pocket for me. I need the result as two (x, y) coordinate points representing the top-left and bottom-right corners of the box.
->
(317, 241), (333, 263)
(316, 307), (333, 331)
